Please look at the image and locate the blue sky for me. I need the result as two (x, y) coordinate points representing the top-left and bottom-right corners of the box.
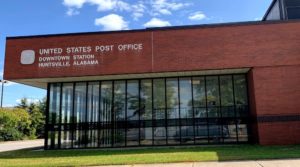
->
(0, 0), (272, 107)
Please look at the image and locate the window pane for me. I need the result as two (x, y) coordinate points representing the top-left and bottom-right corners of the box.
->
(195, 118), (208, 144)
(208, 119), (222, 143)
(153, 79), (166, 145)
(287, 7), (300, 19)
(285, 0), (300, 7)
(222, 119), (237, 143)
(192, 77), (206, 107)
(153, 79), (166, 119)
(220, 76), (234, 118)
(87, 82), (99, 148)
(127, 80), (139, 121)
(166, 78), (180, 145)
(113, 81), (126, 147)
(61, 83), (73, 149)
(126, 80), (139, 146)
(206, 76), (219, 106)
(179, 78), (193, 118)
(48, 83), (61, 149)
(73, 82), (87, 148)
(49, 83), (61, 125)
(234, 75), (248, 118)
(234, 75), (248, 105)
(237, 119), (248, 142)
(140, 79), (153, 145)
(179, 78), (194, 144)
(100, 81), (113, 147)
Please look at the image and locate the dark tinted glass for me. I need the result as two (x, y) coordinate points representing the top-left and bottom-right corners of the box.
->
(287, 7), (300, 19)
(285, 0), (300, 7)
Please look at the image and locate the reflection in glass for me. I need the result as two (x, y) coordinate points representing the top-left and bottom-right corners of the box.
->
(153, 79), (166, 145)
(179, 78), (193, 144)
(113, 81), (126, 147)
(48, 83), (61, 149)
(166, 78), (180, 144)
(74, 82), (87, 148)
(140, 79), (153, 145)
(234, 75), (248, 117)
(87, 82), (99, 147)
(126, 80), (139, 146)
(61, 83), (73, 148)
(46, 74), (249, 149)
(100, 81), (113, 147)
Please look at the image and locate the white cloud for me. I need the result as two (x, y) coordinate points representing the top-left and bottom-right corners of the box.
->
(66, 8), (80, 16)
(95, 14), (129, 30)
(151, 0), (190, 15)
(131, 1), (146, 20)
(16, 98), (40, 104)
(188, 11), (206, 21)
(143, 18), (171, 27)
(63, 0), (86, 8)
(63, 0), (130, 11)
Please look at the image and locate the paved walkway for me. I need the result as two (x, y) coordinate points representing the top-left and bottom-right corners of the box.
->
(96, 159), (300, 167)
(0, 139), (44, 152)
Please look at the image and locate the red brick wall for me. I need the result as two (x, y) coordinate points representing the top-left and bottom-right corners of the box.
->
(250, 65), (300, 145)
(4, 21), (300, 80)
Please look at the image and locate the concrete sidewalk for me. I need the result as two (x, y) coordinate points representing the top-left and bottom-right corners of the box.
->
(0, 139), (44, 152)
(96, 159), (300, 167)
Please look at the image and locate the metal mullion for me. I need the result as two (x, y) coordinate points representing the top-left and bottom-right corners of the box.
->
(84, 82), (88, 148)
(177, 77), (181, 144)
(111, 81), (114, 147)
(232, 75), (239, 143)
(58, 83), (63, 149)
(98, 81), (101, 147)
(218, 76), (223, 144)
(138, 79), (141, 146)
(164, 78), (168, 145)
(125, 80), (127, 147)
(45, 83), (50, 150)
(90, 83), (94, 147)
(204, 76), (209, 144)
(71, 82), (75, 148)
(151, 79), (154, 146)
(191, 77), (196, 144)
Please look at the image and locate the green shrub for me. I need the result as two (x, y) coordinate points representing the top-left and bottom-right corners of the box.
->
(0, 108), (32, 141)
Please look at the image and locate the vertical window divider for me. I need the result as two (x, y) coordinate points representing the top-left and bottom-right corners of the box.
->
(98, 81), (101, 147)
(191, 77), (196, 144)
(151, 79), (154, 146)
(71, 82), (75, 149)
(90, 83), (94, 147)
(204, 76), (209, 144)
(45, 83), (50, 150)
(85, 82), (88, 148)
(232, 75), (239, 143)
(125, 80), (128, 147)
(218, 76), (223, 144)
(164, 78), (168, 145)
(111, 81), (114, 147)
(177, 77), (181, 144)
(58, 83), (63, 149)
(138, 79), (141, 146)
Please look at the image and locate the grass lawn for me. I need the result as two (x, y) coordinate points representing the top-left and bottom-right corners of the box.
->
(0, 145), (299, 167)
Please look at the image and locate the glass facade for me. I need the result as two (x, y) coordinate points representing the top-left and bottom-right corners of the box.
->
(45, 74), (249, 149)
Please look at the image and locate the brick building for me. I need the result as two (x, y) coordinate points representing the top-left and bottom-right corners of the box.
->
(4, 0), (300, 149)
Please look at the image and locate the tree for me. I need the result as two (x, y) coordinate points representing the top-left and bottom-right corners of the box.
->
(15, 97), (46, 139)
